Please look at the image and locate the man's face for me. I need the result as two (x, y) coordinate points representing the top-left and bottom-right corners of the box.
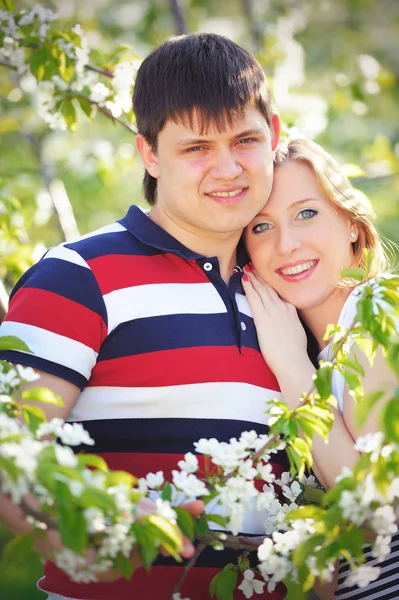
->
(139, 106), (279, 242)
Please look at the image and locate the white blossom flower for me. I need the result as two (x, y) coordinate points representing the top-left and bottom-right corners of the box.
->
(272, 530), (301, 556)
(258, 538), (274, 562)
(177, 452), (199, 474)
(256, 463), (275, 483)
(372, 535), (392, 561)
(194, 437), (220, 455)
(144, 471), (164, 489)
(238, 569), (265, 598)
(15, 365), (40, 383)
(172, 594), (191, 600)
(90, 82), (111, 103)
(239, 430), (258, 447)
(370, 505), (398, 535)
(58, 422), (94, 446)
(155, 498), (176, 521)
(84, 507), (107, 534)
(238, 459), (257, 480)
(172, 470), (209, 498)
(282, 481), (302, 502)
(54, 445), (77, 468)
(344, 565), (381, 588)
(36, 418), (65, 438)
(274, 472), (292, 487)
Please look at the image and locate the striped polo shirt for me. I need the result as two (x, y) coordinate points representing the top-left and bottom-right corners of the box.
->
(0, 205), (287, 599)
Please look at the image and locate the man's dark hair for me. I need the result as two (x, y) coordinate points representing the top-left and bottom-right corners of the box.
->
(133, 33), (274, 205)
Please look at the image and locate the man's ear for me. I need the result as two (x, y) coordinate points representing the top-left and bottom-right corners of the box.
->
(136, 134), (160, 179)
(270, 113), (281, 151)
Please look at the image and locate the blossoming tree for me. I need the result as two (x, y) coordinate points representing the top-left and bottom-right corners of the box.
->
(1, 4), (399, 599)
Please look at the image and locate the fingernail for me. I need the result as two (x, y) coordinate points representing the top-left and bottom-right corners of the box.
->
(243, 264), (251, 272)
(242, 274), (249, 282)
(249, 261), (254, 269)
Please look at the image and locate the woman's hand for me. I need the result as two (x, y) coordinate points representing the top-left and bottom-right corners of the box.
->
(241, 264), (308, 378)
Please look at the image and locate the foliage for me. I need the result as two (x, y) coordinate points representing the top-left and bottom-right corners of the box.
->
(1, 4), (399, 599)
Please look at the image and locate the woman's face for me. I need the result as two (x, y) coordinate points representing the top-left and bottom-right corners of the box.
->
(244, 160), (357, 312)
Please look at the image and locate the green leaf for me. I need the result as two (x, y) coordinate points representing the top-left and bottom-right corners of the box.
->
(29, 46), (48, 81)
(80, 487), (118, 514)
(0, 0), (15, 11)
(339, 355), (365, 377)
(106, 470), (136, 488)
(161, 481), (173, 501)
(1, 535), (33, 569)
(22, 387), (64, 407)
(78, 454), (108, 472)
(114, 552), (134, 580)
(204, 513), (228, 528)
(0, 455), (20, 481)
(340, 267), (366, 281)
(356, 389), (385, 427)
(21, 404), (46, 435)
(210, 564), (238, 600)
(175, 507), (195, 539)
(313, 364), (333, 400)
(60, 99), (77, 131)
(303, 487), (325, 505)
(0, 335), (31, 352)
(381, 397), (399, 443)
(283, 575), (309, 599)
(353, 335), (377, 365)
(144, 514), (182, 556)
(58, 504), (88, 554)
(75, 95), (95, 119)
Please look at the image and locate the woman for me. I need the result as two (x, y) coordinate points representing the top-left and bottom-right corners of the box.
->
(242, 139), (398, 599)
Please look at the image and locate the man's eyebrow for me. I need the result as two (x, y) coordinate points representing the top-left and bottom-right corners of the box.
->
(256, 198), (321, 217)
(175, 128), (266, 147)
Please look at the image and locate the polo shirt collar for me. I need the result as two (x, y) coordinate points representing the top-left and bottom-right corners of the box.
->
(119, 204), (250, 271)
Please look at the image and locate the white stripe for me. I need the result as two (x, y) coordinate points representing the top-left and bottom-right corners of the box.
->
(0, 321), (97, 380)
(104, 282), (227, 332)
(42, 245), (90, 269)
(74, 221), (126, 240)
(69, 381), (282, 422)
(336, 570), (399, 599)
(236, 292), (253, 318)
(45, 594), (82, 600)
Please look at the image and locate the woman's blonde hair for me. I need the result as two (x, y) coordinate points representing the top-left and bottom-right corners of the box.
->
(274, 138), (388, 277)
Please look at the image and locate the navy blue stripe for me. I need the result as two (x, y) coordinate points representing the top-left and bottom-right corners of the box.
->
(98, 313), (260, 360)
(155, 539), (261, 569)
(0, 351), (87, 390)
(65, 228), (161, 261)
(119, 206), (202, 259)
(10, 258), (106, 320)
(73, 418), (288, 466)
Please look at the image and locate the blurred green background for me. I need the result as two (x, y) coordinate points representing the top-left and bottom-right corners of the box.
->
(0, 0), (398, 598)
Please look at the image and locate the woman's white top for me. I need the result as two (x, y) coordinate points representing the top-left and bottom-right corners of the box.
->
(317, 288), (360, 413)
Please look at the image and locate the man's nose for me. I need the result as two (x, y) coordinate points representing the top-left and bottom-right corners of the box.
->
(209, 148), (243, 180)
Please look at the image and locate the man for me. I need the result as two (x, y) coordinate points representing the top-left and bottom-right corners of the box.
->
(0, 33), (284, 599)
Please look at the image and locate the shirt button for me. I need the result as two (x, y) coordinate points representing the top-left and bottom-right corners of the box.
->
(241, 321), (246, 331)
(203, 262), (213, 272)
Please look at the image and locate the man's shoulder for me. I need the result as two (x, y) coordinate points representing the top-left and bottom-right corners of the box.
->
(61, 221), (131, 263)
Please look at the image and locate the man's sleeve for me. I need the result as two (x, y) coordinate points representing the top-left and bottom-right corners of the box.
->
(0, 245), (108, 390)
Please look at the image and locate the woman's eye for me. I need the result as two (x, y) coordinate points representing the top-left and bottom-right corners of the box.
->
(252, 222), (272, 233)
(298, 208), (318, 220)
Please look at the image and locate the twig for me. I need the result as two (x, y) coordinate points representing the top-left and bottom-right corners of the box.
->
(68, 91), (137, 136)
(170, 542), (206, 598)
(169, 0), (188, 35)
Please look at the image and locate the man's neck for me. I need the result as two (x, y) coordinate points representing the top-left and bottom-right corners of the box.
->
(148, 207), (241, 284)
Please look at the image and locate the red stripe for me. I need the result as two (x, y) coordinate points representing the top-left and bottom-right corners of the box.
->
(88, 253), (207, 294)
(41, 563), (286, 599)
(88, 346), (280, 389)
(6, 287), (106, 351)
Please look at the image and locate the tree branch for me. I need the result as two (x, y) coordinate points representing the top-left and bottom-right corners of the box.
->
(169, 0), (188, 35)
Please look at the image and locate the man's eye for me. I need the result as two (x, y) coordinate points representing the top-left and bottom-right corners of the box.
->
(187, 146), (203, 152)
(239, 137), (254, 144)
(252, 222), (272, 233)
(298, 209), (318, 220)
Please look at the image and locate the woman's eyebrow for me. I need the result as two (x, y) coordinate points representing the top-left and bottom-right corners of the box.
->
(255, 197), (321, 218)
